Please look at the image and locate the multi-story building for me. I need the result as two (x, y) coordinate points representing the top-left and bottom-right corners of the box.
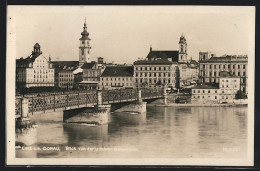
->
(199, 52), (248, 94)
(99, 66), (134, 89)
(79, 61), (103, 90)
(144, 35), (198, 88)
(16, 43), (55, 89)
(192, 71), (240, 104)
(52, 61), (79, 89)
(133, 59), (179, 89)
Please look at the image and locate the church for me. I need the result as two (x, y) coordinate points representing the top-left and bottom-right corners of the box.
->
(134, 34), (199, 89)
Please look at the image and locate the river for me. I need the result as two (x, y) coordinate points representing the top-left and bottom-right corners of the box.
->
(16, 106), (248, 159)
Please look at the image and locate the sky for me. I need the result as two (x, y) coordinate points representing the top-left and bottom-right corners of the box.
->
(8, 6), (255, 64)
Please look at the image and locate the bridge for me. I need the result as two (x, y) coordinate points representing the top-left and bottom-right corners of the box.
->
(15, 88), (165, 118)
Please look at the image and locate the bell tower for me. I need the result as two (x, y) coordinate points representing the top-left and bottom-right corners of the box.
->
(178, 34), (188, 63)
(79, 18), (91, 65)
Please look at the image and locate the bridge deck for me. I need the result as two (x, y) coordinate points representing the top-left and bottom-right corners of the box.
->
(15, 88), (164, 116)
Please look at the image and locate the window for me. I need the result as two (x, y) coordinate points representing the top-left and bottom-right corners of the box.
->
(226, 96), (228, 99)
(228, 65), (230, 69)
(219, 65), (221, 69)
(233, 65), (235, 69)
(214, 65), (216, 69)
(198, 90), (200, 93)
(238, 65), (240, 69)
(193, 90), (196, 93)
(238, 72), (240, 76)
(223, 65), (226, 69)
(82, 41), (85, 44)
(208, 90), (210, 93)
(81, 49), (84, 55)
(243, 72), (245, 76)
(203, 90), (205, 93)
(136, 73), (138, 77)
(215, 96), (217, 99)
(243, 65), (246, 69)
(145, 67), (147, 70)
(210, 65), (212, 69)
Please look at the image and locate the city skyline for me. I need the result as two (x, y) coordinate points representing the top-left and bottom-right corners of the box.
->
(9, 6), (254, 64)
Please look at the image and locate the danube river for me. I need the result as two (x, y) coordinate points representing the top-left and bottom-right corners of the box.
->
(16, 106), (248, 158)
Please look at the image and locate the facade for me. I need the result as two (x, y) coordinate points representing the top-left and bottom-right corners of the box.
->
(133, 59), (179, 89)
(80, 61), (103, 89)
(79, 19), (91, 65)
(192, 71), (240, 104)
(16, 43), (55, 88)
(145, 35), (198, 88)
(99, 66), (134, 89)
(199, 54), (248, 94)
(52, 61), (79, 89)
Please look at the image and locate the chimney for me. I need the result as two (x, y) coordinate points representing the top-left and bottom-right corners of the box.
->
(150, 45), (152, 52)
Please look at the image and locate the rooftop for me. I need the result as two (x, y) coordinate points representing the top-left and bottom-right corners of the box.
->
(134, 59), (177, 65)
(81, 61), (96, 69)
(200, 55), (248, 63)
(101, 66), (133, 77)
(192, 83), (219, 89)
(146, 50), (179, 62)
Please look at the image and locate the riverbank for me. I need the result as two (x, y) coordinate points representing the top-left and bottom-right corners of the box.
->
(147, 103), (248, 107)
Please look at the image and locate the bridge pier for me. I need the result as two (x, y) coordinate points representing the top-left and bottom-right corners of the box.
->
(16, 98), (32, 129)
(63, 90), (111, 125)
(114, 90), (147, 113)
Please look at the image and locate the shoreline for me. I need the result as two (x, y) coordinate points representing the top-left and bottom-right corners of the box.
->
(147, 103), (248, 107)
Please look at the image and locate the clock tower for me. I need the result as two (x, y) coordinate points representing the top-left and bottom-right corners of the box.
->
(79, 18), (91, 65)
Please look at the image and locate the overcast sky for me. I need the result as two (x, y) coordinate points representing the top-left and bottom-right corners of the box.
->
(8, 6), (255, 64)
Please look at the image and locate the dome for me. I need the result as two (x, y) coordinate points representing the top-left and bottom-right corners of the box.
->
(34, 43), (40, 48)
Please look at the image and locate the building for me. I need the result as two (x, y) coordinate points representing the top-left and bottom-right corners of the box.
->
(143, 35), (198, 88)
(79, 61), (103, 89)
(52, 61), (79, 89)
(133, 59), (179, 89)
(79, 19), (92, 65)
(99, 66), (134, 89)
(16, 43), (55, 89)
(198, 53), (248, 94)
(192, 71), (240, 104)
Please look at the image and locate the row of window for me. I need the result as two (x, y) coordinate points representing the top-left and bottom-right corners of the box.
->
(101, 77), (133, 81)
(194, 95), (233, 99)
(59, 83), (73, 87)
(59, 78), (73, 82)
(135, 66), (172, 71)
(193, 90), (218, 94)
(201, 71), (246, 77)
(136, 78), (174, 84)
(135, 72), (174, 77)
(101, 82), (133, 86)
(202, 64), (246, 69)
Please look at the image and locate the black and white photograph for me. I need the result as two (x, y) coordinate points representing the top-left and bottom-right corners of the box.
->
(6, 5), (255, 166)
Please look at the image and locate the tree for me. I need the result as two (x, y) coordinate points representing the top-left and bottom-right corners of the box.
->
(235, 90), (247, 99)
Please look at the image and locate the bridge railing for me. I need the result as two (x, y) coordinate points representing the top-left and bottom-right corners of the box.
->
(18, 91), (98, 115)
(141, 88), (164, 99)
(15, 88), (164, 116)
(102, 89), (138, 104)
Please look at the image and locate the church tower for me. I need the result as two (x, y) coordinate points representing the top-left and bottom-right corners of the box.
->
(79, 18), (91, 65)
(178, 34), (188, 63)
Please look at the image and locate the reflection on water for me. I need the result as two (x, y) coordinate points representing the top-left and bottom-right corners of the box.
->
(16, 106), (248, 158)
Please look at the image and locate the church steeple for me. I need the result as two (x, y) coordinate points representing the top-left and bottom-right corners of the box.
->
(79, 18), (91, 65)
(178, 34), (188, 63)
